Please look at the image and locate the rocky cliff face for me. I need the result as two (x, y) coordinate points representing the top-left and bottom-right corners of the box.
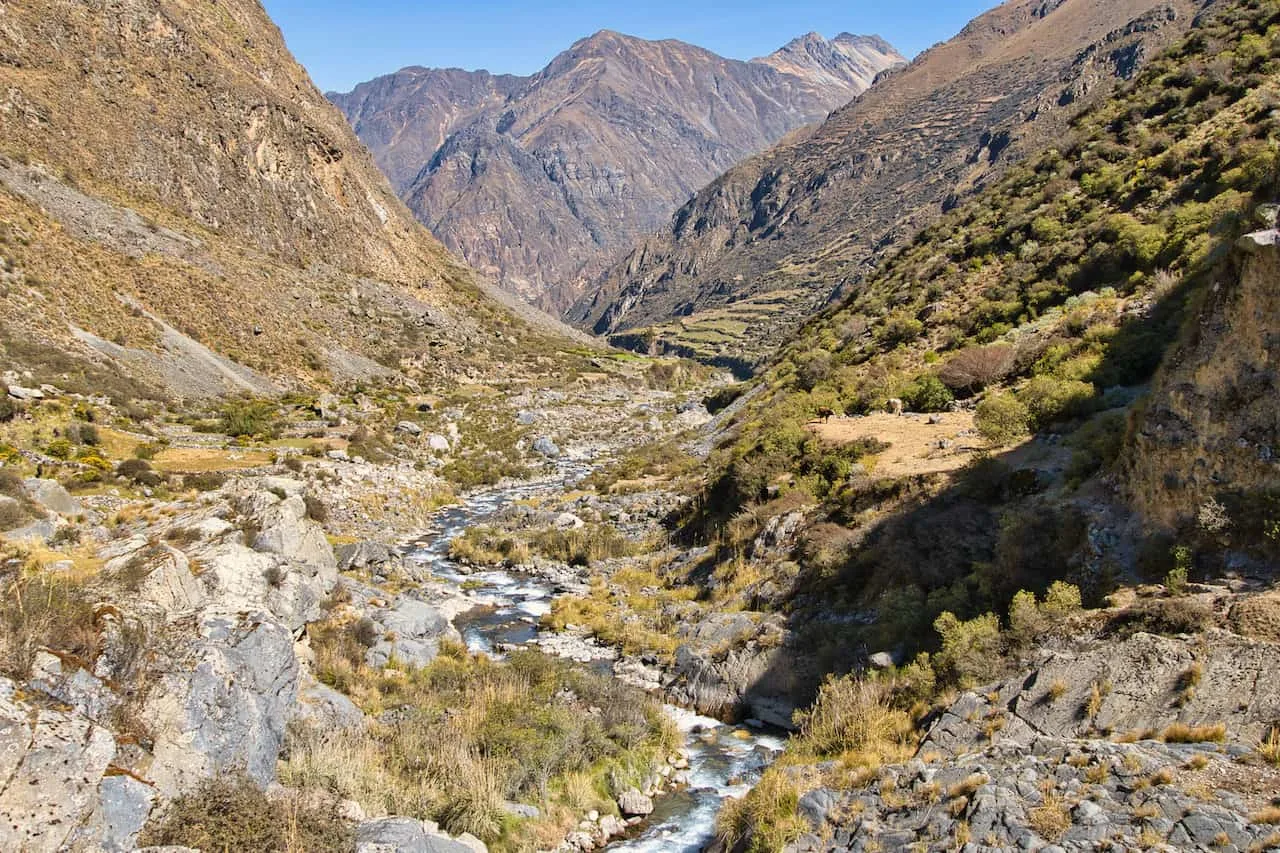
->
(331, 31), (905, 311)
(0, 0), (578, 398)
(571, 0), (1205, 366)
(1123, 223), (1280, 550)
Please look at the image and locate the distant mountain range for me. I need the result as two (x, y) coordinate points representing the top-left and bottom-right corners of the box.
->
(568, 0), (1209, 368)
(329, 31), (905, 311)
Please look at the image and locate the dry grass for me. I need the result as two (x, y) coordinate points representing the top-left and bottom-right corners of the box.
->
(807, 411), (982, 479)
(288, 624), (677, 849)
(1027, 793), (1071, 841)
(152, 446), (273, 473)
(947, 773), (989, 800)
(1161, 722), (1227, 744)
(1250, 806), (1280, 825)
(792, 675), (917, 763)
(1259, 726), (1280, 767)
(714, 767), (809, 853)
(0, 543), (99, 677)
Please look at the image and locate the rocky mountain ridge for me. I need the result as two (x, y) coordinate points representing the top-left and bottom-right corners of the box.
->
(0, 0), (585, 401)
(570, 0), (1208, 369)
(330, 30), (905, 311)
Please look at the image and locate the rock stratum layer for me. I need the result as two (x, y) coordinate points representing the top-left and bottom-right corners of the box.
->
(331, 31), (905, 311)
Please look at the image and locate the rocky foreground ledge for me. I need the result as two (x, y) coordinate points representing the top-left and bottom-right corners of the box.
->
(0, 471), (487, 853)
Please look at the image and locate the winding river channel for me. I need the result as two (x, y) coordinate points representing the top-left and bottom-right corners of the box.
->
(402, 476), (785, 851)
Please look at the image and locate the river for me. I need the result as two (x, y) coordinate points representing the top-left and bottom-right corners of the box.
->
(402, 475), (785, 851)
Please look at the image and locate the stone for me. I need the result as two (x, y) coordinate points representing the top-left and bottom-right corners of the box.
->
(564, 831), (595, 851)
(798, 788), (840, 829)
(293, 680), (365, 731)
(144, 612), (299, 798)
(617, 788), (654, 816)
(502, 801), (541, 819)
(253, 492), (338, 572)
(868, 651), (897, 670)
(29, 651), (121, 722)
(396, 421), (423, 436)
(70, 773), (156, 852)
(2, 517), (56, 542)
(6, 384), (43, 400)
(327, 449), (350, 461)
(516, 410), (539, 425)
(532, 436), (560, 458)
(355, 817), (478, 853)
(0, 494), (22, 528)
(23, 477), (81, 516)
(338, 540), (395, 571)
(554, 512), (584, 529)
(598, 814), (627, 838)
(0, 697), (116, 853)
(427, 434), (451, 453)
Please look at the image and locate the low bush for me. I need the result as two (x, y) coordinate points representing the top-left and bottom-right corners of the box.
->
(975, 393), (1029, 443)
(792, 674), (915, 759)
(140, 773), (352, 853)
(219, 399), (280, 439)
(289, 636), (676, 846)
(0, 548), (97, 678)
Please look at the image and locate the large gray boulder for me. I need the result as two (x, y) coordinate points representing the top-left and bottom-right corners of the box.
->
(338, 540), (394, 571)
(0, 681), (117, 853)
(617, 788), (654, 816)
(24, 477), (81, 516)
(253, 491), (338, 572)
(355, 817), (480, 853)
(67, 773), (156, 852)
(293, 680), (365, 731)
(144, 612), (299, 798)
(364, 596), (460, 669)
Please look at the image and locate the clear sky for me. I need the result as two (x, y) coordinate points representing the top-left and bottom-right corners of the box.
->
(263, 0), (997, 94)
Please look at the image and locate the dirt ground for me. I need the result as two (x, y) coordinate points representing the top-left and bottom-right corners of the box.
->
(808, 412), (983, 478)
(809, 411), (1075, 480)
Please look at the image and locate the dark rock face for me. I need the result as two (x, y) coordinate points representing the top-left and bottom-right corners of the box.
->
(570, 0), (1206, 366)
(330, 31), (905, 312)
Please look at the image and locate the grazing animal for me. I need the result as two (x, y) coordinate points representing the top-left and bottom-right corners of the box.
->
(817, 407), (835, 423)
(886, 398), (904, 417)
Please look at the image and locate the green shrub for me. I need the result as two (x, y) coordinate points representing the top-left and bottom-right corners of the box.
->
(183, 471), (227, 492)
(219, 399), (280, 438)
(44, 438), (72, 459)
(933, 611), (1003, 687)
(1018, 376), (1096, 429)
(900, 375), (954, 413)
(975, 393), (1030, 443)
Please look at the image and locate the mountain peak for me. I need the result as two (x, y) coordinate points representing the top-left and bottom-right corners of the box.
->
(754, 30), (907, 91)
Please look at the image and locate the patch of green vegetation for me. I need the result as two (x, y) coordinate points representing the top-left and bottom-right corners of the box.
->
(290, 633), (679, 850)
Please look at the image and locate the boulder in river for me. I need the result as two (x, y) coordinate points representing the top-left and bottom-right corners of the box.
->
(617, 788), (654, 816)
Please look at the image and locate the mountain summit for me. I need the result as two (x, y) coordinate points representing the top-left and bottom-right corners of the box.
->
(330, 31), (905, 311)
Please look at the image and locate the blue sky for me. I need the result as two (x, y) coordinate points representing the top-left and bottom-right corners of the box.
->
(263, 0), (996, 94)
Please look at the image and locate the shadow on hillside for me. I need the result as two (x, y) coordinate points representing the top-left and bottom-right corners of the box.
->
(686, 256), (1225, 724)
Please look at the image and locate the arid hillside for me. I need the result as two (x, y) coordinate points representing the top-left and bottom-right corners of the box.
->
(0, 0), (581, 401)
(572, 0), (1211, 371)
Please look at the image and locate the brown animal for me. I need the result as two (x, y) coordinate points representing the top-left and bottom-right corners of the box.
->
(817, 407), (835, 423)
